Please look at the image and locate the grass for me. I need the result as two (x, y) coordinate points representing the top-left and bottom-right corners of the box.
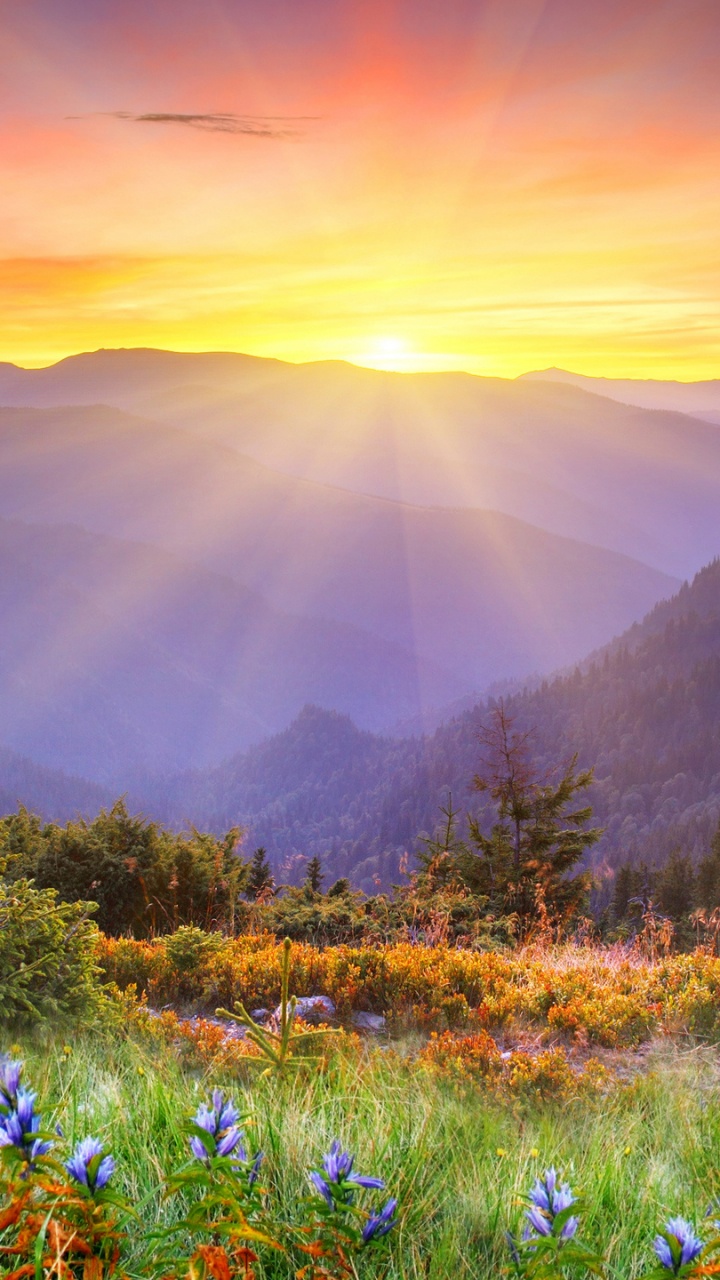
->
(6, 1024), (720, 1278)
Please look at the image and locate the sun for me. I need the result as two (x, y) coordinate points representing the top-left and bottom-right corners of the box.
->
(375, 336), (409, 358)
(350, 334), (416, 371)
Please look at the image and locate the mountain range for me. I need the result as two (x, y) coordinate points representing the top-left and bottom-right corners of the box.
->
(2, 349), (719, 575)
(144, 557), (720, 893)
(0, 377), (682, 779)
(0, 347), (718, 882)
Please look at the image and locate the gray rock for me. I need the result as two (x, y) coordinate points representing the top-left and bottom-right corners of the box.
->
(251, 1008), (270, 1023)
(276, 994), (336, 1023)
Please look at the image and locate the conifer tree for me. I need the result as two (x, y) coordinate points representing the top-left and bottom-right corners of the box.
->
(696, 823), (720, 910)
(246, 847), (275, 901)
(304, 854), (324, 895)
(432, 703), (601, 936)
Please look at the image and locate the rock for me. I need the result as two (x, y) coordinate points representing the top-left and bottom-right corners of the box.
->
(251, 1008), (270, 1023)
(352, 1012), (386, 1033)
(277, 994), (336, 1023)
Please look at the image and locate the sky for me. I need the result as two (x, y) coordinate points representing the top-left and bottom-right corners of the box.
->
(2, 0), (720, 377)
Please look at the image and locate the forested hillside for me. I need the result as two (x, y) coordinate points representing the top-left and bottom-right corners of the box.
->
(0, 746), (110, 823)
(147, 559), (720, 892)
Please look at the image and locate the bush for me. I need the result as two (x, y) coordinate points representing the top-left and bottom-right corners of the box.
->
(0, 874), (102, 1022)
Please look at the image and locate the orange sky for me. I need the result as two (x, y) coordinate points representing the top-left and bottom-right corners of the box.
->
(2, 0), (720, 377)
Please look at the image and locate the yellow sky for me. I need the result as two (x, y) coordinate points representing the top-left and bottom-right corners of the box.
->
(2, 0), (720, 378)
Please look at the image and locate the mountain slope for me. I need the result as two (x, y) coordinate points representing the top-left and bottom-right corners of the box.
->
(149, 560), (720, 890)
(0, 405), (677, 697)
(2, 349), (720, 575)
(520, 367), (720, 419)
(0, 745), (110, 824)
(0, 517), (464, 781)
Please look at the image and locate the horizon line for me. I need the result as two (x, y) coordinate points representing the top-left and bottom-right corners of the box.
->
(3, 345), (719, 386)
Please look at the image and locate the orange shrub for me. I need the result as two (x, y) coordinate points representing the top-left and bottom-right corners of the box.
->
(97, 935), (720, 1047)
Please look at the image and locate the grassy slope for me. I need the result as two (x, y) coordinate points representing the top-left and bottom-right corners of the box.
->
(8, 1028), (720, 1279)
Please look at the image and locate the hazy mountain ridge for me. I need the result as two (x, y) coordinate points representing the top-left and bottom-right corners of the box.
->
(0, 744), (111, 825)
(0, 403), (676, 706)
(520, 366), (720, 417)
(0, 516), (465, 780)
(142, 559), (720, 891)
(3, 349), (720, 576)
(0, 348), (717, 889)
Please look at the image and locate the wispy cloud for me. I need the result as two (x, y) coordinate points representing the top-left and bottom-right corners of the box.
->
(69, 112), (315, 138)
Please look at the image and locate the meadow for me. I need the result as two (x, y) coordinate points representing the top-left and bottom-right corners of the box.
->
(5, 1021), (720, 1280)
(7, 933), (720, 1277)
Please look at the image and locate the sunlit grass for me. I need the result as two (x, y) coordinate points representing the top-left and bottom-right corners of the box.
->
(8, 1028), (720, 1278)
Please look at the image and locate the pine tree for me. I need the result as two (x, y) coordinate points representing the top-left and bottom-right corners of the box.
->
(458, 703), (601, 935)
(246, 847), (275, 901)
(696, 823), (720, 910)
(304, 854), (324, 895)
(656, 849), (695, 921)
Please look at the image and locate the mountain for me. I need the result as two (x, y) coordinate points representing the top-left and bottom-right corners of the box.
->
(0, 744), (110, 825)
(146, 559), (720, 891)
(520, 367), (720, 420)
(0, 406), (676, 708)
(0, 517), (464, 781)
(3, 349), (720, 575)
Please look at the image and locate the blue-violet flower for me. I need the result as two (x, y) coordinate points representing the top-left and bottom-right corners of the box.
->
(66, 1137), (115, 1192)
(653, 1218), (703, 1274)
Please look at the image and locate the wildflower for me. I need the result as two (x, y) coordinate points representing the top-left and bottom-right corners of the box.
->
(0, 1086), (52, 1165)
(189, 1089), (246, 1163)
(624, 1146), (632, 1156)
(322, 1141), (384, 1190)
(0, 1057), (22, 1110)
(362, 1198), (398, 1243)
(705, 1199), (720, 1233)
(248, 1150), (264, 1186)
(309, 1140), (385, 1209)
(653, 1217), (703, 1274)
(496, 1147), (508, 1158)
(524, 1168), (578, 1241)
(66, 1137), (115, 1193)
(309, 1169), (335, 1208)
(529, 1148), (540, 1159)
(506, 1231), (522, 1266)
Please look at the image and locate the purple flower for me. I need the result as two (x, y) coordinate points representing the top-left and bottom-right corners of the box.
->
(0, 1058), (22, 1110)
(309, 1141), (387, 1213)
(248, 1151), (264, 1187)
(322, 1141), (354, 1183)
(189, 1091), (252, 1167)
(362, 1198), (398, 1243)
(524, 1169), (578, 1242)
(310, 1170), (334, 1208)
(529, 1169), (576, 1218)
(653, 1218), (703, 1273)
(66, 1137), (115, 1193)
(526, 1207), (553, 1238)
(320, 1141), (385, 1191)
(0, 1087), (52, 1165)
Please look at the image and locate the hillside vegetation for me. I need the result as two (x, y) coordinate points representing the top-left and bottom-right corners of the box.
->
(137, 560), (720, 891)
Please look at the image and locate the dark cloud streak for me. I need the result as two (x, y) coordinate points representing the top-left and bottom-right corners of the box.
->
(68, 111), (316, 138)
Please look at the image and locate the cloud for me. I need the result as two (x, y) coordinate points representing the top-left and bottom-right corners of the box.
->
(69, 112), (314, 138)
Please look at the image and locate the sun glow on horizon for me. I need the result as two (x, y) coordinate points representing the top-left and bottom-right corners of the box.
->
(350, 335), (432, 374)
(1, 2), (719, 380)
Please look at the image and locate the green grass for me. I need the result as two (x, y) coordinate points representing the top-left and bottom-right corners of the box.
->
(6, 1028), (720, 1278)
